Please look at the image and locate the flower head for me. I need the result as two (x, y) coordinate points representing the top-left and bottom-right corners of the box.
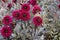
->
(32, 5), (41, 14)
(2, 15), (12, 25)
(21, 4), (30, 11)
(12, 0), (17, 3)
(32, 16), (43, 26)
(29, 0), (37, 6)
(12, 10), (21, 20)
(7, 3), (12, 9)
(58, 4), (60, 8)
(1, 26), (12, 38)
(20, 11), (30, 21)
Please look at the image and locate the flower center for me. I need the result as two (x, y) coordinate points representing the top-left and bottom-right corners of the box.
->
(16, 13), (20, 17)
(36, 9), (39, 12)
(5, 29), (8, 33)
(23, 14), (27, 17)
(24, 6), (27, 9)
(5, 18), (9, 22)
(36, 18), (40, 23)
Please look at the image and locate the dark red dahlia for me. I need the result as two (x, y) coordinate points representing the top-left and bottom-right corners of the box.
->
(12, 0), (17, 3)
(1, 26), (12, 38)
(32, 5), (42, 15)
(58, 4), (60, 8)
(20, 11), (30, 21)
(12, 10), (21, 20)
(21, 4), (30, 11)
(29, 0), (37, 6)
(32, 16), (43, 26)
(7, 3), (12, 9)
(2, 15), (12, 25)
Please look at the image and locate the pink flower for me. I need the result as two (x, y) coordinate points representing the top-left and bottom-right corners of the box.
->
(32, 5), (41, 15)
(20, 11), (30, 21)
(2, 15), (12, 25)
(12, 10), (21, 20)
(29, 0), (37, 6)
(58, 4), (60, 8)
(7, 3), (12, 9)
(12, 0), (17, 3)
(21, 4), (30, 11)
(32, 16), (43, 26)
(1, 26), (12, 38)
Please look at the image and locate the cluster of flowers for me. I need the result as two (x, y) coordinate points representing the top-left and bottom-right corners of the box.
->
(0, 0), (43, 39)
